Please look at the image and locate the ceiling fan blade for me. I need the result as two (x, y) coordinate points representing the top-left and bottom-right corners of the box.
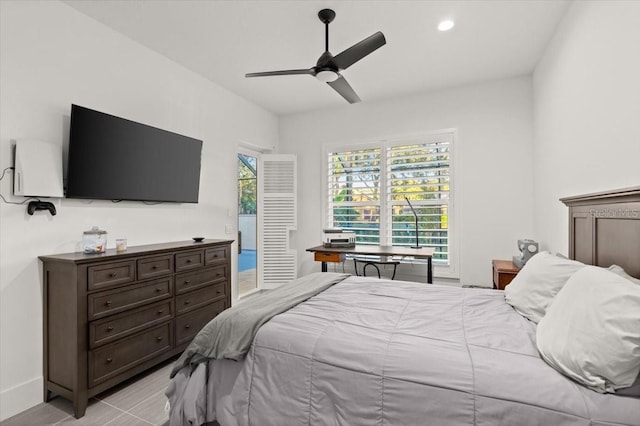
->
(333, 31), (386, 70)
(245, 69), (314, 78)
(327, 75), (361, 104)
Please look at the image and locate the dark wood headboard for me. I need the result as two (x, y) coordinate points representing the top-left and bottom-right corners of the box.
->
(561, 186), (640, 278)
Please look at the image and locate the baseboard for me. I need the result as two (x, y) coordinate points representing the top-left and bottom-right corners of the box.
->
(0, 376), (43, 421)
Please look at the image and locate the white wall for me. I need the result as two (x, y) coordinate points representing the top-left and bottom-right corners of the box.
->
(0, 1), (278, 420)
(280, 76), (534, 285)
(533, 0), (640, 253)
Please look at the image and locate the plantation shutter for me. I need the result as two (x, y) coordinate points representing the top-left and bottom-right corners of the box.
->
(326, 147), (382, 245)
(387, 134), (451, 263)
(258, 154), (297, 288)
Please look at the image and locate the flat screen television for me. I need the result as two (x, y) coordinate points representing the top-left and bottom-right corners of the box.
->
(66, 105), (202, 203)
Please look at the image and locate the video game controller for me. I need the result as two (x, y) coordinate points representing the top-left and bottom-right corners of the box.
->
(27, 201), (57, 216)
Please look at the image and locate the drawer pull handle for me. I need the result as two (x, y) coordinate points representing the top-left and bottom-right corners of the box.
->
(106, 326), (114, 332)
(186, 259), (192, 263)
(110, 272), (118, 278)
(157, 310), (164, 315)
(213, 254), (218, 258)
(216, 290), (221, 295)
(184, 280), (190, 285)
(184, 300), (191, 305)
(105, 301), (112, 306)
(155, 288), (162, 293)
(106, 357), (113, 363)
(184, 324), (191, 329)
(152, 265), (158, 270)
(156, 336), (163, 342)
(216, 273), (221, 277)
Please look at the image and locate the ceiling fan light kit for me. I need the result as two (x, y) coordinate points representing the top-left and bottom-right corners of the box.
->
(316, 70), (339, 83)
(245, 8), (386, 104)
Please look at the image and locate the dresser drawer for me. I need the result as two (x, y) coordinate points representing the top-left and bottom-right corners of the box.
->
(89, 300), (173, 349)
(205, 246), (229, 266)
(175, 299), (227, 346)
(87, 261), (136, 291)
(137, 255), (173, 280)
(175, 250), (204, 272)
(88, 278), (173, 320)
(89, 322), (173, 386)
(175, 265), (227, 294)
(175, 282), (226, 315)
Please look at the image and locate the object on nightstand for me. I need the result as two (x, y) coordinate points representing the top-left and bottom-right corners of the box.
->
(513, 239), (538, 268)
(83, 226), (107, 254)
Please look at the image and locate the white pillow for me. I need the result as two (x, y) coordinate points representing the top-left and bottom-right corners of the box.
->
(536, 266), (640, 393)
(608, 264), (640, 285)
(504, 251), (585, 323)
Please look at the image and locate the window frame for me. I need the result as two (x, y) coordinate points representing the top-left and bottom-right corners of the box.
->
(322, 130), (458, 279)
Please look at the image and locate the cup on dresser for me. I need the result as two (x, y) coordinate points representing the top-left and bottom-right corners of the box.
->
(116, 238), (127, 252)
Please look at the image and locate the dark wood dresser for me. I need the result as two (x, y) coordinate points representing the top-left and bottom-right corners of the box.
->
(39, 239), (232, 418)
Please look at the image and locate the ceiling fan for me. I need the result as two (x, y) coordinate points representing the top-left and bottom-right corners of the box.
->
(245, 8), (386, 104)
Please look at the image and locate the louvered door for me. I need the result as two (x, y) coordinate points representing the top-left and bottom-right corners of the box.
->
(258, 154), (297, 288)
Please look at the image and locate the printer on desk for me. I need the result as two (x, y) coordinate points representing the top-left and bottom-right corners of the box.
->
(322, 228), (356, 248)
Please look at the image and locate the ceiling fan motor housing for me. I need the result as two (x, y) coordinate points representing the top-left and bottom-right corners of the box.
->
(316, 51), (339, 73)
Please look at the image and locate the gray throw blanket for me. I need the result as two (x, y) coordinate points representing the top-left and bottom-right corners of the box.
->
(170, 272), (349, 378)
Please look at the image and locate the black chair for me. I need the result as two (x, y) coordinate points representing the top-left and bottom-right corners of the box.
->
(353, 258), (400, 280)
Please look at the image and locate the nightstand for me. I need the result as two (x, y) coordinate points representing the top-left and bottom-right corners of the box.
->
(492, 260), (520, 290)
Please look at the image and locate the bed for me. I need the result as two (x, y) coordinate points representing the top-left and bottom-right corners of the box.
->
(166, 187), (640, 426)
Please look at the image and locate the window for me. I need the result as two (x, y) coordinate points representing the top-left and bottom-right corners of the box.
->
(326, 132), (453, 264)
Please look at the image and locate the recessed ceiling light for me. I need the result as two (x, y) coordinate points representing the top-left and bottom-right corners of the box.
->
(438, 20), (455, 32)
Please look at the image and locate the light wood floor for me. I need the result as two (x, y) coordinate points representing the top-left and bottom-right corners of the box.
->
(2, 357), (176, 425)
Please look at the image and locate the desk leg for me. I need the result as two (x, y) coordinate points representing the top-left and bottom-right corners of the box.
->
(321, 261), (328, 272)
(427, 257), (433, 284)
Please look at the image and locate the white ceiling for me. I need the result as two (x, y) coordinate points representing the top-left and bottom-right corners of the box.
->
(64, 0), (570, 116)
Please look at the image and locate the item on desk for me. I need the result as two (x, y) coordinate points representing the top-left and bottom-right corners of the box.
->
(404, 196), (420, 249)
(513, 239), (538, 268)
(322, 228), (356, 248)
(83, 226), (107, 254)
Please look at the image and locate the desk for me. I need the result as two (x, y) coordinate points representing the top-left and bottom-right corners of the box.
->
(307, 245), (435, 284)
